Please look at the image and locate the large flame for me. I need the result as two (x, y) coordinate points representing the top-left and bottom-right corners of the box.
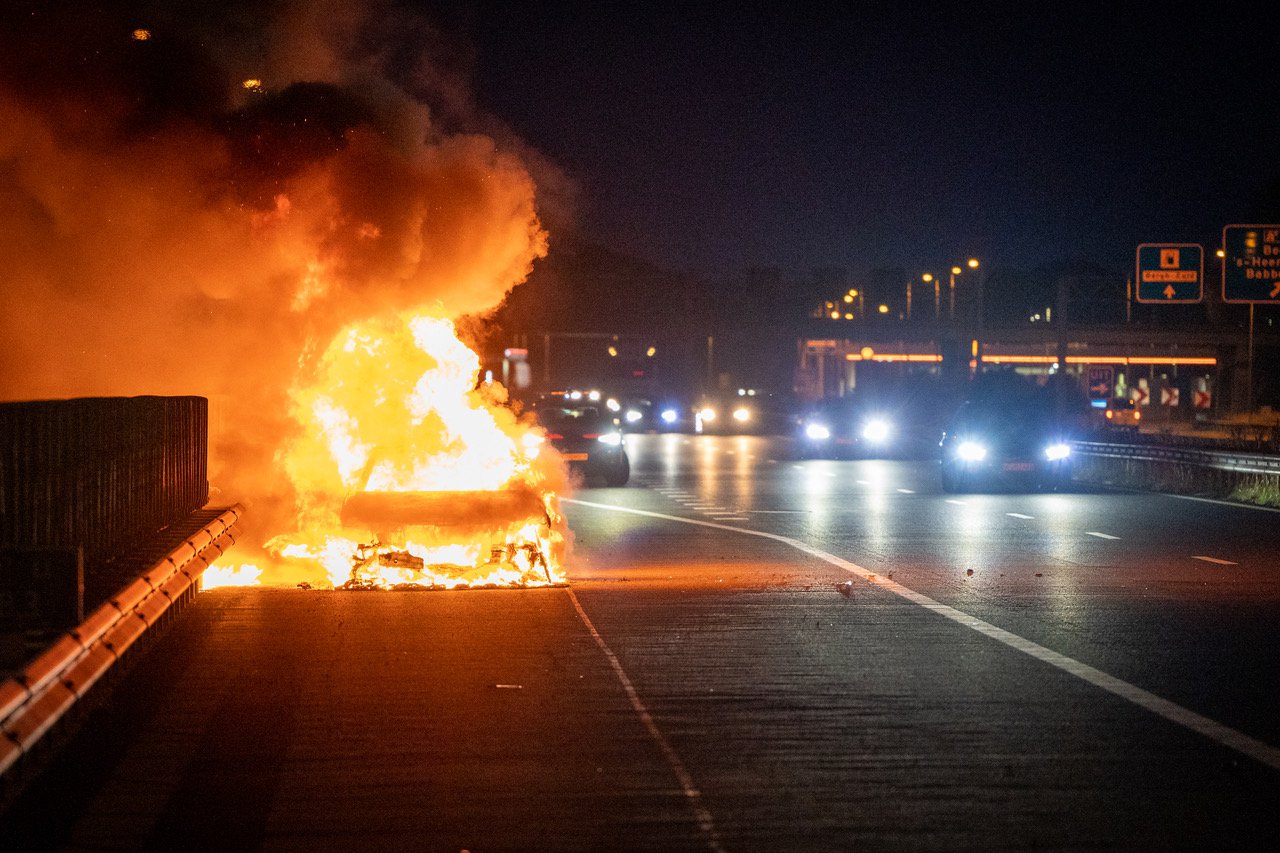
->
(0, 4), (571, 591)
(258, 313), (567, 589)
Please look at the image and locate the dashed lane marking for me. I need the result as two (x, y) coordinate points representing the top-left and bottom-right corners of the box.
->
(1085, 531), (1120, 540)
(563, 498), (1280, 772)
(1006, 513), (1035, 520)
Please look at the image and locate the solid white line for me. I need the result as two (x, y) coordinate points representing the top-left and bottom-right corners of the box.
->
(563, 498), (1280, 772)
(945, 499), (968, 505)
(1006, 513), (1035, 520)
(897, 488), (915, 494)
(1086, 531), (1120, 540)
(1192, 556), (1238, 566)
(856, 479), (869, 485)
(565, 588), (724, 852)
(1165, 492), (1280, 514)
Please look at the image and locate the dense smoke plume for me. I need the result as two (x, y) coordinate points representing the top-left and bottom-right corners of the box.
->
(0, 2), (550, 548)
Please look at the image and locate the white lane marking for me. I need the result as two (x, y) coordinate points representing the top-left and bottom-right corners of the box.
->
(564, 498), (1280, 772)
(1166, 492), (1280, 514)
(897, 488), (915, 494)
(1006, 513), (1035, 520)
(1086, 531), (1120, 540)
(1192, 556), (1238, 566)
(565, 588), (724, 852)
(708, 517), (750, 521)
(945, 499), (968, 505)
(856, 479), (869, 485)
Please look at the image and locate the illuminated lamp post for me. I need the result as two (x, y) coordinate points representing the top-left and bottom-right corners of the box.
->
(949, 266), (962, 321)
(968, 258), (982, 374)
(922, 273), (936, 321)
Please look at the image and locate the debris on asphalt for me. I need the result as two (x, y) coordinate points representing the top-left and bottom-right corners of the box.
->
(966, 569), (974, 577)
(837, 580), (854, 597)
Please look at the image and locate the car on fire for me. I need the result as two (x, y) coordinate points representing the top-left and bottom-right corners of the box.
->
(532, 400), (630, 486)
(939, 384), (1077, 492)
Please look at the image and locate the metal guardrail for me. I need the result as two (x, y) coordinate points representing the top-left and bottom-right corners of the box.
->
(0, 505), (242, 781)
(1074, 440), (1280, 476)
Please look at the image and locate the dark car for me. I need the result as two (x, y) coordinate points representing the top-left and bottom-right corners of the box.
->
(939, 390), (1075, 492)
(796, 388), (948, 460)
(534, 403), (630, 486)
(796, 397), (897, 458)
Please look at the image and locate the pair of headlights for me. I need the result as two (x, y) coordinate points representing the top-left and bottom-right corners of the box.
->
(954, 440), (1070, 462)
(804, 418), (891, 443)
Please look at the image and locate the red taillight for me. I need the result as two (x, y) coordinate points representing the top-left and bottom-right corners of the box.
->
(547, 433), (563, 439)
(581, 433), (600, 439)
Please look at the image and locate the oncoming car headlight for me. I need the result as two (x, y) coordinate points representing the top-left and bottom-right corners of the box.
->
(861, 418), (891, 443)
(956, 440), (987, 462)
(625, 409), (643, 423)
(661, 408), (679, 424)
(698, 407), (717, 422)
(805, 423), (831, 441)
(596, 432), (624, 446)
(1044, 442), (1071, 461)
(732, 407), (751, 423)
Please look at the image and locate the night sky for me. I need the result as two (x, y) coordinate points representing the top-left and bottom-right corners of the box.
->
(433, 3), (1280, 277)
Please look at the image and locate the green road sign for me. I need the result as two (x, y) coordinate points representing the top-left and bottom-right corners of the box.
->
(1223, 225), (1280, 303)
(1135, 243), (1202, 303)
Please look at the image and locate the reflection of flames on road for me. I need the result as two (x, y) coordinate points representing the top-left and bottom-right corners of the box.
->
(255, 314), (567, 590)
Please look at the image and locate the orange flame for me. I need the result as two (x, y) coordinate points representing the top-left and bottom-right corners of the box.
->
(250, 313), (566, 589)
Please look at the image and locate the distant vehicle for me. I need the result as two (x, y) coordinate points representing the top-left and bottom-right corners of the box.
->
(1100, 398), (1142, 432)
(939, 385), (1075, 492)
(532, 401), (630, 486)
(695, 389), (793, 435)
(796, 397), (897, 458)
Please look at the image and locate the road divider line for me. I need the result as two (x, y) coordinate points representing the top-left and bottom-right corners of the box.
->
(1085, 531), (1120, 540)
(1192, 556), (1237, 566)
(564, 498), (1280, 772)
(897, 488), (915, 494)
(945, 499), (968, 505)
(1007, 513), (1035, 519)
(564, 587), (724, 852)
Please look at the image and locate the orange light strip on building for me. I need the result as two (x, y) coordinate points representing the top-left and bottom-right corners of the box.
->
(844, 354), (943, 362)
(980, 354), (1217, 366)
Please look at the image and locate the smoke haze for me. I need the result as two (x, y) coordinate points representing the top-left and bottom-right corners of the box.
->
(0, 1), (550, 543)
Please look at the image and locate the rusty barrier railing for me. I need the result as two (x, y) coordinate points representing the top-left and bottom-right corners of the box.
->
(0, 505), (242, 782)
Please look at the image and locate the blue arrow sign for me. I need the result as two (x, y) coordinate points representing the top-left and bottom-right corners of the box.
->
(1136, 243), (1202, 303)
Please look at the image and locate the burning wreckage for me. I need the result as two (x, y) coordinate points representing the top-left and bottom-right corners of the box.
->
(336, 486), (563, 591)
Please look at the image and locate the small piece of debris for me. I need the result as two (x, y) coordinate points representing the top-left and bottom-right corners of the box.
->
(837, 580), (854, 597)
(966, 569), (974, 577)
(296, 582), (312, 590)
(1035, 572), (1043, 577)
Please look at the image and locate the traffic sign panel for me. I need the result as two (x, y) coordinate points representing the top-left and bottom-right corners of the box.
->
(1087, 366), (1113, 399)
(1136, 243), (1202, 303)
(1222, 225), (1280, 303)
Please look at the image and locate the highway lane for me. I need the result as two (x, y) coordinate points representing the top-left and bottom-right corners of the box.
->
(2, 433), (1278, 850)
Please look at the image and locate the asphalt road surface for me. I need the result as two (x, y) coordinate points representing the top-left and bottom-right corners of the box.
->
(4, 434), (1279, 851)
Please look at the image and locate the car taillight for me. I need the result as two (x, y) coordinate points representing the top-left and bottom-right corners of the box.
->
(547, 433), (564, 439)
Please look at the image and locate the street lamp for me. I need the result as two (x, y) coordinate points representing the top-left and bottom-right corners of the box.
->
(922, 273), (937, 320)
(967, 259), (983, 374)
(949, 266), (962, 321)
